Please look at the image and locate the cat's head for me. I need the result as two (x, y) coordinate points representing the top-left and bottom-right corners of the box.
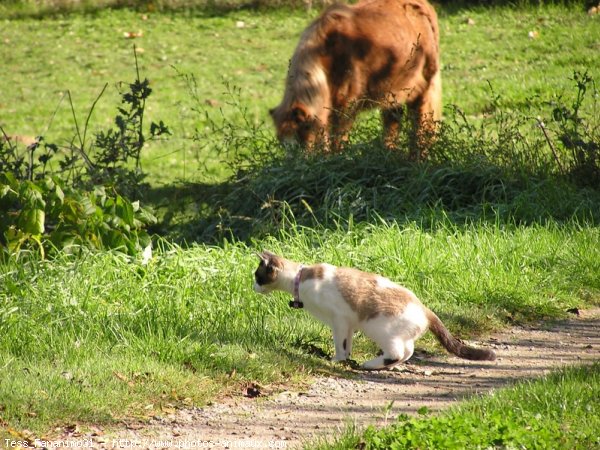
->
(253, 250), (284, 294)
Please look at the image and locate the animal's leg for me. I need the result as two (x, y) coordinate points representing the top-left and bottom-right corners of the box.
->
(312, 122), (331, 153)
(409, 70), (442, 161)
(401, 340), (415, 363)
(332, 322), (353, 361)
(407, 101), (429, 162)
(329, 110), (354, 152)
(362, 339), (405, 370)
(344, 328), (354, 359)
(381, 107), (404, 150)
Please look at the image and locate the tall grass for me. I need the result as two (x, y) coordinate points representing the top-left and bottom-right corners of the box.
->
(172, 75), (600, 243)
(182, 145), (600, 242)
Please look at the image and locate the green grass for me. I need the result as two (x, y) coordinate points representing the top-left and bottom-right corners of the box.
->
(0, 3), (598, 183)
(0, 6), (311, 182)
(1, 0), (600, 441)
(167, 144), (600, 243)
(312, 363), (600, 449)
(1, 221), (599, 433)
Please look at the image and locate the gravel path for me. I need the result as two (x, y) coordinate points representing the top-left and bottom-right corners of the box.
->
(55, 309), (599, 449)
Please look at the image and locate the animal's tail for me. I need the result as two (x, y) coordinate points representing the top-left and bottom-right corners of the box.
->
(426, 310), (496, 361)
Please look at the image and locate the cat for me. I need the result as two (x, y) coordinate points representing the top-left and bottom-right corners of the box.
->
(253, 250), (496, 369)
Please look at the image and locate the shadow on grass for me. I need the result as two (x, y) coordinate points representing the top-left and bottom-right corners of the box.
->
(144, 145), (600, 245)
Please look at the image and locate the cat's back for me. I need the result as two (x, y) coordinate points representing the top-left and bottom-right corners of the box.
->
(299, 262), (337, 286)
(333, 266), (423, 322)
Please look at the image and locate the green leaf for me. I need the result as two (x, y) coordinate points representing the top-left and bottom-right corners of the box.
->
(4, 226), (23, 244)
(93, 186), (107, 206)
(21, 181), (46, 209)
(0, 182), (9, 197)
(19, 208), (45, 235)
(136, 207), (157, 225)
(115, 196), (134, 226)
(1, 172), (18, 187)
(80, 195), (97, 216)
(54, 183), (64, 204)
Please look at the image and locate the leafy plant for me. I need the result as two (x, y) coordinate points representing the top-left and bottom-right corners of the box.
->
(0, 172), (156, 259)
(92, 60), (170, 197)
(0, 49), (167, 257)
(0, 132), (60, 182)
(544, 71), (599, 186)
(58, 49), (171, 198)
(0, 50), (170, 196)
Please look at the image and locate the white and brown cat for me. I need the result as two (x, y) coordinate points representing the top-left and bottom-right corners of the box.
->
(253, 251), (496, 369)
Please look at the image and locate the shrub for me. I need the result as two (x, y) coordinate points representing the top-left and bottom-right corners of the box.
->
(0, 172), (156, 259)
(0, 51), (166, 257)
(545, 71), (600, 187)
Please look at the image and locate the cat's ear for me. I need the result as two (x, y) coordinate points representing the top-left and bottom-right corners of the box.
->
(255, 252), (267, 264)
(256, 251), (273, 264)
(256, 251), (283, 273)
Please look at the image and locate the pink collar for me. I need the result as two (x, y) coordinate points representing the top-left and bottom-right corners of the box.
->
(290, 265), (304, 309)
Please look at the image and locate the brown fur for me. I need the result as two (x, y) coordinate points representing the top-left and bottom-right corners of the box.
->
(270, 0), (441, 159)
(426, 310), (496, 361)
(300, 264), (326, 282)
(254, 251), (284, 286)
(335, 268), (415, 321)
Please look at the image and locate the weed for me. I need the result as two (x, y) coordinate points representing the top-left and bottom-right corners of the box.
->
(175, 74), (600, 244)
(0, 50), (167, 257)
(546, 71), (600, 186)
(0, 172), (156, 259)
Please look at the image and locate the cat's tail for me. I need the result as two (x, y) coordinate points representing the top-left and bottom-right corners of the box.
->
(426, 310), (496, 361)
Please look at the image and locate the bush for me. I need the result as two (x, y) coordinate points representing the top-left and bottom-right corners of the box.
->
(0, 172), (156, 259)
(545, 71), (600, 186)
(0, 52), (167, 258)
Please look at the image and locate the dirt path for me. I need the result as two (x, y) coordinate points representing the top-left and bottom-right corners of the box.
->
(60, 309), (599, 449)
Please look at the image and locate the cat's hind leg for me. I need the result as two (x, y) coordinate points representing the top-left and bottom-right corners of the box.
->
(362, 339), (406, 370)
(402, 340), (415, 363)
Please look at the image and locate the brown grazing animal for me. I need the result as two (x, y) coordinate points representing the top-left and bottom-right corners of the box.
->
(270, 0), (441, 159)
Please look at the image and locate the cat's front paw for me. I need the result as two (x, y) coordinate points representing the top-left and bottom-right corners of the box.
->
(331, 355), (347, 363)
(362, 356), (401, 371)
(331, 357), (360, 370)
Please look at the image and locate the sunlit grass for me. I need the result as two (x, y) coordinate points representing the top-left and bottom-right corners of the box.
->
(312, 363), (600, 449)
(0, 4), (598, 184)
(1, 221), (598, 432)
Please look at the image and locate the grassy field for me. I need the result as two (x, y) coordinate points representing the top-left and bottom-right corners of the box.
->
(1, 2), (599, 182)
(1, 0), (600, 444)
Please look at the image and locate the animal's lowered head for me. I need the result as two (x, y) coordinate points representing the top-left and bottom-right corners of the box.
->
(269, 102), (327, 149)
